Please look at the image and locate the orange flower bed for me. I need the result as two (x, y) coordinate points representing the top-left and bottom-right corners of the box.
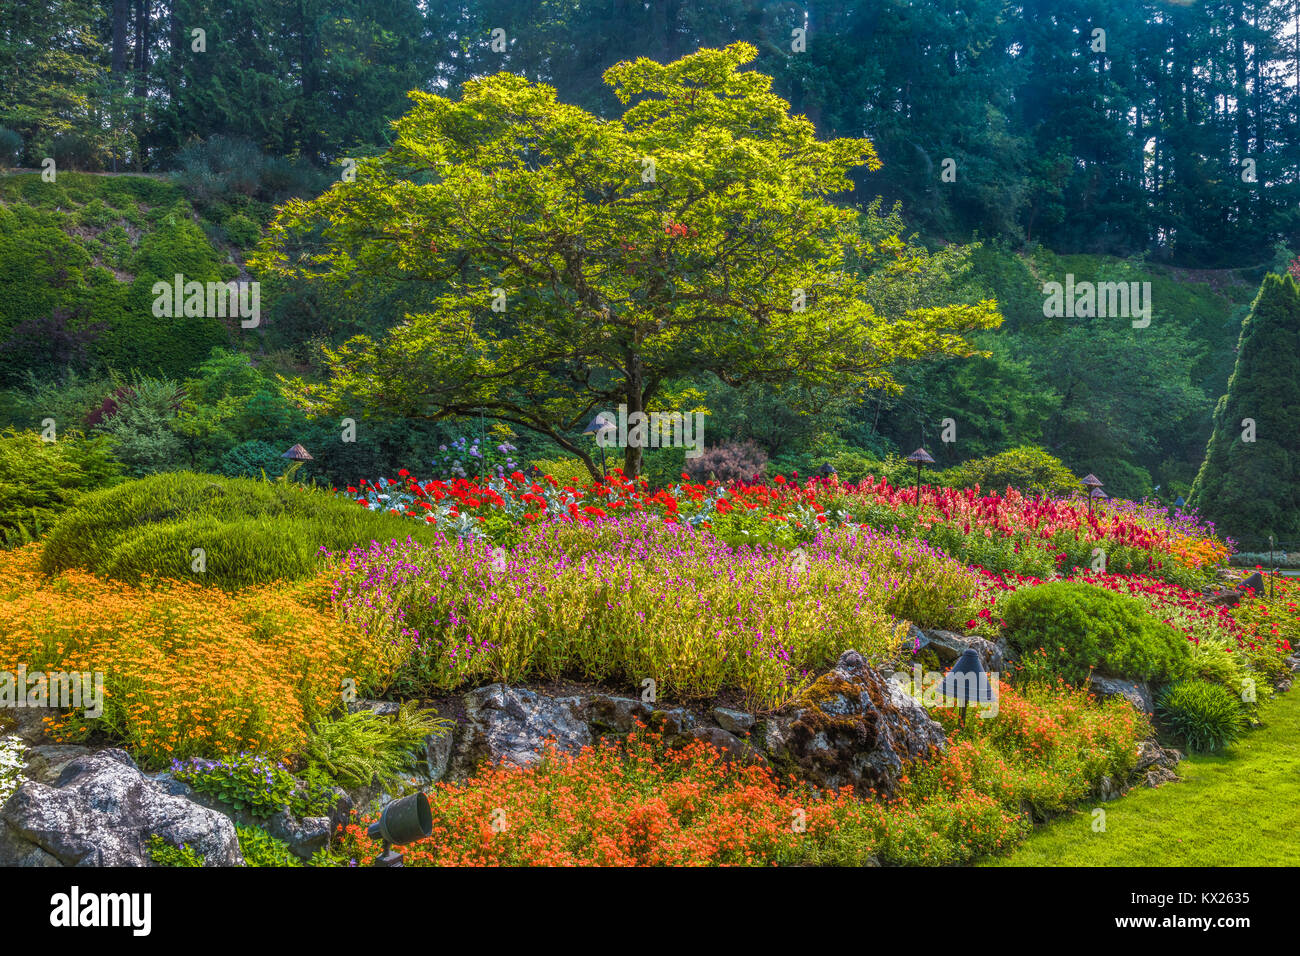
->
(0, 545), (392, 767)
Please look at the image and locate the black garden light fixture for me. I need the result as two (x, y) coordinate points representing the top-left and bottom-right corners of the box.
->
(1081, 473), (1103, 517)
(581, 413), (616, 480)
(904, 447), (935, 504)
(941, 648), (995, 729)
(368, 791), (433, 867)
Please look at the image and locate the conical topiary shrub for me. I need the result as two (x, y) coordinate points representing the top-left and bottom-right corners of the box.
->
(1189, 272), (1300, 547)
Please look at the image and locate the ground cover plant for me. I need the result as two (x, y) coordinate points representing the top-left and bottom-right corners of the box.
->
(0, 544), (395, 766)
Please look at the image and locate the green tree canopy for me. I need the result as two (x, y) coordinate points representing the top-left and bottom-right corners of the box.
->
(255, 43), (999, 477)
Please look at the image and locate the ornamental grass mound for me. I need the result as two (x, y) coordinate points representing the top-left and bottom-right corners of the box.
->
(39, 471), (443, 589)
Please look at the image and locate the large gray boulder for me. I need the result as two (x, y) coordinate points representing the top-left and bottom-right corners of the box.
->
(0, 749), (241, 867)
(449, 684), (593, 776)
(913, 627), (1005, 674)
(1090, 675), (1155, 716)
(758, 649), (946, 797)
(152, 772), (337, 862)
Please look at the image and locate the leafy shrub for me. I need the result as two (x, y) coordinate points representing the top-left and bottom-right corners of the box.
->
(1158, 679), (1247, 753)
(998, 581), (1190, 685)
(172, 135), (329, 209)
(432, 435), (519, 480)
(529, 456), (594, 485)
(172, 753), (336, 818)
(944, 445), (1080, 496)
(0, 306), (102, 382)
(222, 212), (260, 247)
(146, 834), (205, 867)
(95, 375), (187, 477)
(39, 472), (445, 588)
(49, 132), (103, 171)
(0, 429), (122, 548)
(219, 439), (291, 479)
(303, 702), (451, 790)
(236, 825), (303, 867)
(684, 439), (768, 484)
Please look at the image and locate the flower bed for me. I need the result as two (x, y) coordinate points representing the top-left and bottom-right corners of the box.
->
(327, 681), (1143, 867)
(330, 518), (983, 709)
(0, 545), (394, 767)
(343, 469), (1227, 586)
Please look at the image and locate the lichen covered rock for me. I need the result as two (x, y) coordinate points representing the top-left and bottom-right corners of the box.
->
(759, 649), (946, 796)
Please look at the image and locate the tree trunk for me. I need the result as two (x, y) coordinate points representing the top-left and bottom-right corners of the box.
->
(112, 0), (130, 74)
(623, 352), (645, 479)
(132, 0), (149, 169)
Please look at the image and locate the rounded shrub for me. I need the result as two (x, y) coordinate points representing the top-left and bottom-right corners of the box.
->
(1158, 679), (1247, 753)
(944, 445), (1080, 496)
(39, 472), (444, 588)
(998, 581), (1190, 685)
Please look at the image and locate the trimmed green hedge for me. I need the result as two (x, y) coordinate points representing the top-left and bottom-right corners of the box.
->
(0, 173), (232, 385)
(40, 471), (444, 589)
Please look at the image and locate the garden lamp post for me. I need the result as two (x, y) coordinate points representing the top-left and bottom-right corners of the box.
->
(581, 413), (616, 481)
(1090, 486), (1107, 514)
(280, 443), (313, 482)
(904, 448), (935, 505)
(1081, 473), (1103, 517)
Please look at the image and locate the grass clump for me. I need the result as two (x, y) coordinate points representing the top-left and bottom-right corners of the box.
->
(1158, 679), (1248, 753)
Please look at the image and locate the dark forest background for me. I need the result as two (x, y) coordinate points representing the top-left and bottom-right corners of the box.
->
(2, 1), (1298, 516)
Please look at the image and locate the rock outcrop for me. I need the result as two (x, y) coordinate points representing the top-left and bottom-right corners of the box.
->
(0, 749), (241, 867)
(758, 649), (946, 797)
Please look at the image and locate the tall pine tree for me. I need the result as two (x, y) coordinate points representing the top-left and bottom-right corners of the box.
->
(1189, 272), (1300, 546)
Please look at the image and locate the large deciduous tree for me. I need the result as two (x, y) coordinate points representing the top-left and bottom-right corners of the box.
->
(255, 43), (999, 477)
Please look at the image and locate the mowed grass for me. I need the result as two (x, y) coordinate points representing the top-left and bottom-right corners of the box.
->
(984, 686), (1300, 866)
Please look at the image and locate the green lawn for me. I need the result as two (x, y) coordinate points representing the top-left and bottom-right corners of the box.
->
(985, 686), (1300, 866)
